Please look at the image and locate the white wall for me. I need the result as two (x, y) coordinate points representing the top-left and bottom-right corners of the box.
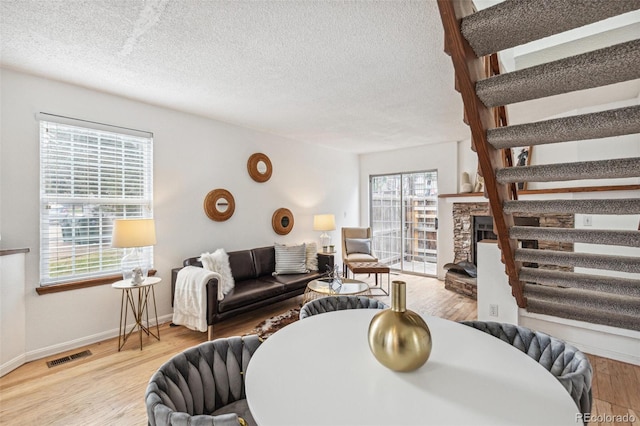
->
(457, 139), (478, 192)
(358, 141), (458, 280)
(0, 68), (359, 359)
(477, 241), (518, 324)
(0, 252), (27, 376)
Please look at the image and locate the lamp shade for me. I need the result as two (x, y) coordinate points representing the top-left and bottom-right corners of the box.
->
(313, 214), (336, 232)
(111, 218), (156, 248)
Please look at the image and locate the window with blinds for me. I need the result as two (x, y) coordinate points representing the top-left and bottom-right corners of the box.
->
(39, 115), (153, 286)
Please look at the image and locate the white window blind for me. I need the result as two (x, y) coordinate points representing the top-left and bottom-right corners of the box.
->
(39, 115), (153, 286)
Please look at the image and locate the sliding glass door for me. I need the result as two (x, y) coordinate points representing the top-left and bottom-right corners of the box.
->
(370, 171), (438, 276)
(370, 174), (402, 269)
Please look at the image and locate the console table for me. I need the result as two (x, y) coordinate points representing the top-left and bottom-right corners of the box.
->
(246, 310), (579, 425)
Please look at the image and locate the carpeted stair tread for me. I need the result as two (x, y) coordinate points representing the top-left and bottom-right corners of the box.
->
(460, 0), (640, 57)
(510, 226), (640, 247)
(504, 199), (640, 215)
(476, 40), (640, 108)
(488, 105), (640, 149)
(515, 248), (640, 273)
(496, 157), (640, 184)
(520, 267), (640, 297)
(525, 284), (640, 318)
(525, 298), (640, 332)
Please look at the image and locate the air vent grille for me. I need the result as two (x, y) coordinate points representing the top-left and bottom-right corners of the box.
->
(46, 350), (92, 368)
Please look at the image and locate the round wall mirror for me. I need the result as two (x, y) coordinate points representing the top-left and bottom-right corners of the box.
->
(204, 189), (235, 222)
(247, 153), (273, 183)
(215, 198), (229, 213)
(272, 208), (294, 235)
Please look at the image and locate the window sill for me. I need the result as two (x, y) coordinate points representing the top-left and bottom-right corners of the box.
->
(36, 269), (157, 295)
(0, 248), (30, 256)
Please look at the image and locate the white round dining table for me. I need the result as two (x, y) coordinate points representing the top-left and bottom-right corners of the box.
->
(245, 309), (580, 426)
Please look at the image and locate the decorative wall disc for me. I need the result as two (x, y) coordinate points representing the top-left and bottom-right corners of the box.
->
(204, 189), (235, 222)
(247, 153), (273, 183)
(272, 208), (294, 235)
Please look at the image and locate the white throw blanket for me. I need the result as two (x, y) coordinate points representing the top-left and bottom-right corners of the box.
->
(172, 266), (219, 332)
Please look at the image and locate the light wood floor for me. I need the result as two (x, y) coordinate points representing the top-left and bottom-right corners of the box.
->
(0, 273), (638, 425)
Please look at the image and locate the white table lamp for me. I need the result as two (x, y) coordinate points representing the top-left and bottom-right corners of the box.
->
(112, 218), (156, 285)
(313, 214), (336, 251)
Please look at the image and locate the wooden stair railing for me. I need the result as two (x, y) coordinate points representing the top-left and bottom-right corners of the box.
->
(488, 53), (519, 201)
(468, 54), (519, 200)
(437, 0), (526, 308)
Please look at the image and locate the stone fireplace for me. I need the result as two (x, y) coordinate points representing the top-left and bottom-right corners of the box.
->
(445, 202), (574, 299)
(472, 215), (497, 264)
(471, 215), (540, 267)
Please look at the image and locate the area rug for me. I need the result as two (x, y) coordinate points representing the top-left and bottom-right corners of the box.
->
(248, 308), (300, 340)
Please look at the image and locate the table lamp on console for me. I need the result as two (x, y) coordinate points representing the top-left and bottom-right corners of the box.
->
(313, 213), (336, 252)
(111, 218), (156, 285)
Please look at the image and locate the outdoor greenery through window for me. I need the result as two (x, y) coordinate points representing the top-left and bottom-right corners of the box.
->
(39, 115), (153, 286)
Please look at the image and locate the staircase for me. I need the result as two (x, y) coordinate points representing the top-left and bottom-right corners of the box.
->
(438, 0), (640, 332)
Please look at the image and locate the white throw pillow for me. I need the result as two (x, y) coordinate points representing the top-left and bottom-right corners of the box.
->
(274, 243), (309, 275)
(199, 248), (235, 299)
(199, 252), (215, 272)
(305, 242), (318, 271)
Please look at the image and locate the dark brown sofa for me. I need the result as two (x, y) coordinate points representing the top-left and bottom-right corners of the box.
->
(171, 246), (333, 339)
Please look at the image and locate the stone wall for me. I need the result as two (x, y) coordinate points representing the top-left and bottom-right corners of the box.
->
(452, 202), (490, 263)
(451, 202), (574, 271)
(444, 271), (477, 299)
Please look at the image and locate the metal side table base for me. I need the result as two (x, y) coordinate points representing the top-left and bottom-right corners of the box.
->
(113, 277), (161, 351)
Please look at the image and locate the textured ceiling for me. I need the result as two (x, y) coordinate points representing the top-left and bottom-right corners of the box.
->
(0, 0), (472, 153)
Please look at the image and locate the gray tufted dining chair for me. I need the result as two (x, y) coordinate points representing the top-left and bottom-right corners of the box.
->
(460, 321), (592, 418)
(299, 295), (388, 320)
(145, 335), (261, 426)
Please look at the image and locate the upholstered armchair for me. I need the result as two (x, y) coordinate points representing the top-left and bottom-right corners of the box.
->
(300, 295), (388, 319)
(341, 227), (378, 272)
(145, 335), (261, 426)
(460, 321), (593, 418)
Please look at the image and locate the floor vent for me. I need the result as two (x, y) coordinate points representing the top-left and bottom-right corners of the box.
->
(46, 350), (92, 368)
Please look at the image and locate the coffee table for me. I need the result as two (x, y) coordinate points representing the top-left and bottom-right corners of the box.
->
(302, 278), (371, 304)
(346, 261), (390, 295)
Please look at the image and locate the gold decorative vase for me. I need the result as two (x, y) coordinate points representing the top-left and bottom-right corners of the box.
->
(368, 281), (432, 372)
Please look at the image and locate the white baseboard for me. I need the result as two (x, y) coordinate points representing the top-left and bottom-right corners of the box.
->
(1, 353), (27, 377)
(20, 314), (174, 366)
(519, 310), (640, 366)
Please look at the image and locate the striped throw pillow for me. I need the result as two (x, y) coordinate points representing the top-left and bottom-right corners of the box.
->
(274, 243), (309, 275)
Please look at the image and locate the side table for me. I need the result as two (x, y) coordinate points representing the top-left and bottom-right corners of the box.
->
(112, 277), (161, 351)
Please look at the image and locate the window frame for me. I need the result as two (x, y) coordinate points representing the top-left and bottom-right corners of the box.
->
(38, 113), (154, 289)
